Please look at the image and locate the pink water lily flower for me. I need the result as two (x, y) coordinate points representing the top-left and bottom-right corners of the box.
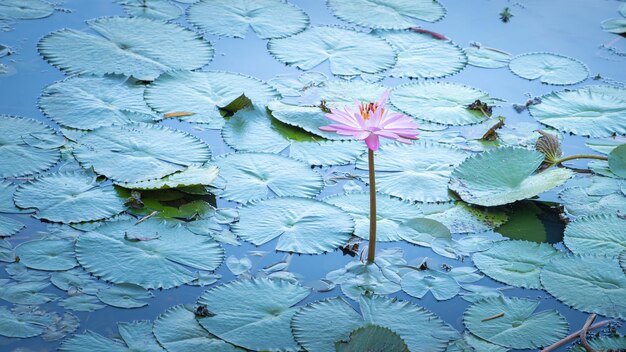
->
(319, 91), (419, 151)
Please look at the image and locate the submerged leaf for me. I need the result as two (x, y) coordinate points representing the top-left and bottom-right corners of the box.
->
(116, 0), (183, 21)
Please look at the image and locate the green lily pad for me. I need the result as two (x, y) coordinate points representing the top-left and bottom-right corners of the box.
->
(268, 26), (396, 76)
(212, 152), (323, 203)
(197, 278), (311, 351)
(397, 218), (452, 247)
(116, 0), (183, 21)
(508, 53), (588, 85)
(188, 0), (308, 39)
(326, 0), (445, 28)
(51, 268), (107, 295)
(472, 240), (563, 289)
(463, 45), (511, 68)
(118, 164), (219, 190)
(570, 336), (626, 352)
(0, 115), (61, 177)
(74, 123), (211, 183)
(401, 269), (460, 301)
(96, 283), (153, 308)
(559, 176), (626, 216)
(59, 294), (106, 312)
(464, 297), (568, 349)
(153, 305), (241, 352)
(144, 70), (279, 126)
(449, 147), (574, 206)
(609, 144), (626, 178)
(336, 325), (409, 352)
(540, 255), (626, 319)
(528, 85), (626, 137)
(324, 192), (423, 242)
(38, 17), (213, 81)
(0, 305), (55, 338)
(59, 321), (164, 352)
(267, 101), (350, 140)
(356, 142), (468, 202)
(0, 280), (56, 305)
(423, 201), (508, 234)
(0, 215), (23, 237)
(39, 75), (156, 130)
(373, 30), (466, 79)
(564, 214), (626, 257)
(0, 0), (54, 21)
(292, 295), (459, 352)
(14, 171), (126, 223)
(14, 239), (77, 271)
(75, 218), (224, 289)
(231, 197), (354, 254)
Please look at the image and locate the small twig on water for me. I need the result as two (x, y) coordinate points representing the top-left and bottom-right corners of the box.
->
(481, 312), (504, 322)
(580, 314), (597, 352)
(135, 210), (158, 225)
(541, 319), (611, 352)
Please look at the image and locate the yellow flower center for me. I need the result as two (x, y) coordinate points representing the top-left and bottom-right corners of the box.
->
(359, 102), (383, 121)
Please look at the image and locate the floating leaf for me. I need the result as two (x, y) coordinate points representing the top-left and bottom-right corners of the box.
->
(0, 305), (55, 338)
(153, 305), (241, 352)
(564, 214), (625, 257)
(39, 75), (156, 130)
(473, 240), (563, 289)
(397, 218), (452, 247)
(0, 181), (30, 214)
(0, 0), (54, 20)
(326, 0), (445, 28)
(464, 297), (568, 349)
(231, 197), (353, 254)
(267, 101), (349, 140)
(96, 283), (153, 308)
(570, 336), (626, 352)
(119, 164), (219, 190)
(324, 192), (423, 242)
(76, 218), (224, 289)
(0, 215), (23, 237)
(197, 278), (310, 351)
(59, 294), (106, 312)
(609, 143), (626, 178)
(540, 255), (626, 319)
(268, 26), (396, 76)
(188, 0), (308, 39)
(463, 45), (511, 68)
(374, 30), (466, 79)
(51, 268), (107, 295)
(602, 5), (626, 34)
(508, 53), (588, 85)
(0, 280), (56, 305)
(14, 239), (77, 271)
(292, 295), (459, 352)
(528, 85), (626, 137)
(401, 269), (460, 301)
(0, 239), (13, 262)
(290, 140), (364, 166)
(424, 201), (507, 234)
(356, 142), (468, 202)
(225, 255), (252, 275)
(74, 123), (211, 183)
(0, 115), (61, 177)
(336, 325), (409, 352)
(449, 147), (574, 206)
(463, 333), (509, 352)
(212, 152), (323, 203)
(390, 82), (495, 125)
(59, 321), (164, 352)
(559, 176), (626, 216)
(145, 70), (279, 126)
(116, 0), (183, 21)
(42, 312), (80, 342)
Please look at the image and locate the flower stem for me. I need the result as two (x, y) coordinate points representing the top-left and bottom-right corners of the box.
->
(553, 154), (608, 165)
(367, 149), (377, 264)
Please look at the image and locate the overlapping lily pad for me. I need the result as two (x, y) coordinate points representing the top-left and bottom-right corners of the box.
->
(116, 0), (183, 21)
(118, 164), (219, 190)
(390, 82), (495, 125)
(558, 176), (626, 216)
(0, 280), (56, 305)
(464, 297), (568, 349)
(14, 239), (77, 271)
(267, 101), (350, 140)
(473, 240), (563, 289)
(268, 26), (397, 76)
(0, 215), (23, 237)
(39, 75), (157, 130)
(356, 142), (468, 202)
(601, 4), (626, 34)
(144, 70), (279, 126)
(401, 269), (460, 301)
(292, 295), (459, 352)
(464, 45), (511, 68)
(74, 123), (211, 183)
(509, 53), (588, 85)
(212, 152), (323, 203)
(38, 17), (213, 81)
(326, 0), (445, 28)
(59, 321), (164, 352)
(0, 115), (62, 177)
(197, 278), (310, 351)
(14, 171), (126, 223)
(188, 0), (308, 39)
(609, 143), (626, 178)
(528, 85), (626, 137)
(564, 214), (625, 257)
(336, 325), (408, 352)
(0, 305), (56, 338)
(75, 218), (224, 289)
(540, 255), (626, 318)
(449, 147), (574, 206)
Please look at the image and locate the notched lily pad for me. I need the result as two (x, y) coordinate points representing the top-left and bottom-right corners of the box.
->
(508, 52), (588, 85)
(564, 214), (626, 257)
(326, 0), (445, 28)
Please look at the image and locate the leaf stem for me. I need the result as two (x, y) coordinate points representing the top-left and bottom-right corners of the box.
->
(367, 148), (377, 264)
(554, 154), (608, 164)
(540, 319), (611, 352)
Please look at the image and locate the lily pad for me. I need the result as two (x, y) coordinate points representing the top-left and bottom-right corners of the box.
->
(336, 325), (409, 352)
(449, 147), (574, 206)
(225, 255), (252, 276)
(59, 294), (106, 312)
(356, 142), (468, 202)
(14, 239), (77, 271)
(153, 305), (241, 352)
(0, 115), (61, 177)
(509, 53), (588, 85)
(96, 283), (153, 308)
(14, 171), (126, 223)
(570, 336), (626, 352)
(74, 123), (211, 183)
(0, 0), (54, 20)
(472, 240), (563, 289)
(0, 215), (23, 237)
(397, 218), (452, 247)
(144, 70), (279, 127)
(540, 255), (626, 319)
(39, 75), (156, 130)
(464, 297), (568, 349)
(564, 214), (626, 257)
(609, 143), (626, 178)
(212, 152), (323, 203)
(0, 280), (56, 305)
(197, 278), (310, 351)
(75, 218), (224, 289)
(268, 26), (397, 76)
(188, 0), (308, 39)
(292, 295), (459, 352)
(324, 192), (423, 242)
(119, 164), (219, 190)
(116, 0), (183, 21)
(559, 176), (626, 216)
(373, 30), (466, 79)
(390, 82), (495, 125)
(231, 197), (354, 254)
(423, 201), (507, 234)
(528, 85), (626, 138)
(464, 45), (511, 68)
(401, 269), (460, 301)
(267, 101), (350, 140)
(59, 321), (164, 352)
(0, 181), (30, 213)
(0, 305), (55, 338)
(38, 17), (213, 81)
(326, 0), (445, 28)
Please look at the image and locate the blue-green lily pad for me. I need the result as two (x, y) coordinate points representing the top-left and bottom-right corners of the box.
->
(336, 325), (409, 352)
(0, 215), (23, 237)
(0, 305), (55, 338)
(464, 45), (511, 68)
(564, 214), (626, 257)
(608, 143), (626, 178)
(59, 321), (164, 352)
(96, 283), (153, 308)
(509, 53), (588, 85)
(401, 269), (460, 301)
(326, 0), (445, 28)
(14, 239), (77, 271)
(116, 0), (183, 21)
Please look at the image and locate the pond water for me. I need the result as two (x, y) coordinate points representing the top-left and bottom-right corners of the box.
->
(0, 0), (625, 351)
